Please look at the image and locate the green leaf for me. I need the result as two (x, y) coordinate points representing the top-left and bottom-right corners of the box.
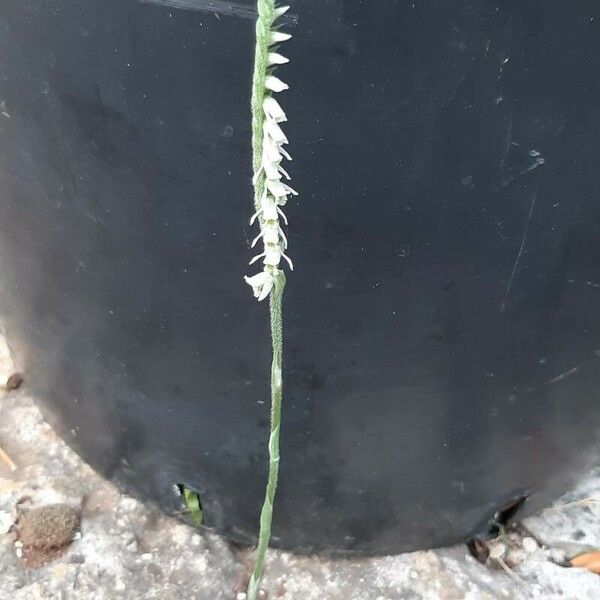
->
(182, 487), (203, 527)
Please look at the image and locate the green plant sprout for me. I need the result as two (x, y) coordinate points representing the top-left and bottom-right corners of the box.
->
(182, 487), (203, 528)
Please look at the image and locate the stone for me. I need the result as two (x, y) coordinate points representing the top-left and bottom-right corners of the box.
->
(0, 510), (13, 534)
(17, 504), (79, 550)
(522, 537), (538, 553)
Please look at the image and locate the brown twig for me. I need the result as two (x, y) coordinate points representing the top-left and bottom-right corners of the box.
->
(496, 556), (527, 586)
(543, 498), (600, 512)
(0, 444), (17, 471)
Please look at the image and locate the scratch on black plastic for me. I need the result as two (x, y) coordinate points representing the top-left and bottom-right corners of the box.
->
(138, 0), (298, 26)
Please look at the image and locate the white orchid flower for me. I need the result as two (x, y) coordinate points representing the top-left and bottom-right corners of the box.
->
(265, 75), (288, 93)
(273, 5), (290, 18)
(263, 119), (288, 145)
(263, 96), (287, 122)
(262, 224), (281, 245)
(263, 136), (284, 164)
(263, 158), (282, 181)
(269, 31), (291, 44)
(267, 52), (289, 66)
(244, 271), (275, 302)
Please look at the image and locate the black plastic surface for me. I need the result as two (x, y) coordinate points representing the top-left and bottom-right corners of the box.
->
(1, 0), (600, 554)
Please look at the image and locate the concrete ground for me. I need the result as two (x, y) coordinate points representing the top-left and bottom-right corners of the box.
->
(1, 387), (600, 599)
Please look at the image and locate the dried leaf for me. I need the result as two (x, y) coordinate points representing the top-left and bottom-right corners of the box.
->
(0, 445), (17, 471)
(467, 537), (490, 563)
(570, 551), (600, 574)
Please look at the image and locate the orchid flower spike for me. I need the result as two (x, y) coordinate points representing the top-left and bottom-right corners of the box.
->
(246, 3), (295, 301)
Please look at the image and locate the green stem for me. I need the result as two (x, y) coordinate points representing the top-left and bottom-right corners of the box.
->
(247, 2), (284, 598)
(247, 271), (285, 600)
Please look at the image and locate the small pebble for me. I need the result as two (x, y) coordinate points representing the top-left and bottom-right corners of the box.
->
(17, 504), (79, 549)
(69, 554), (85, 564)
(4, 372), (23, 390)
(489, 542), (507, 560)
(547, 548), (567, 563)
(0, 511), (13, 534)
(506, 549), (526, 566)
(522, 537), (538, 553)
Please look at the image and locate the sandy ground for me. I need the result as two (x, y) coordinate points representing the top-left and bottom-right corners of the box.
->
(1, 388), (600, 600)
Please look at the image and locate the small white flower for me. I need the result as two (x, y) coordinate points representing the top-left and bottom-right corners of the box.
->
(263, 135), (284, 164)
(278, 145), (292, 161)
(267, 179), (297, 199)
(263, 158), (281, 181)
(252, 222), (281, 247)
(253, 154), (289, 185)
(277, 163), (291, 180)
(261, 194), (280, 220)
(263, 96), (287, 122)
(262, 224), (281, 245)
(282, 183), (298, 195)
(250, 194), (289, 226)
(266, 179), (289, 200)
(267, 52), (289, 66)
(269, 31), (292, 44)
(244, 271), (276, 302)
(263, 120), (288, 145)
(265, 75), (289, 93)
(273, 5), (290, 18)
(263, 247), (283, 267)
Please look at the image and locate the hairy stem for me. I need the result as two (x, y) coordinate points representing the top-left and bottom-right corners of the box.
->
(246, 2), (287, 597)
(247, 271), (285, 600)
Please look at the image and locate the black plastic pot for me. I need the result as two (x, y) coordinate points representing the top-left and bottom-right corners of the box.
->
(1, 0), (600, 554)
